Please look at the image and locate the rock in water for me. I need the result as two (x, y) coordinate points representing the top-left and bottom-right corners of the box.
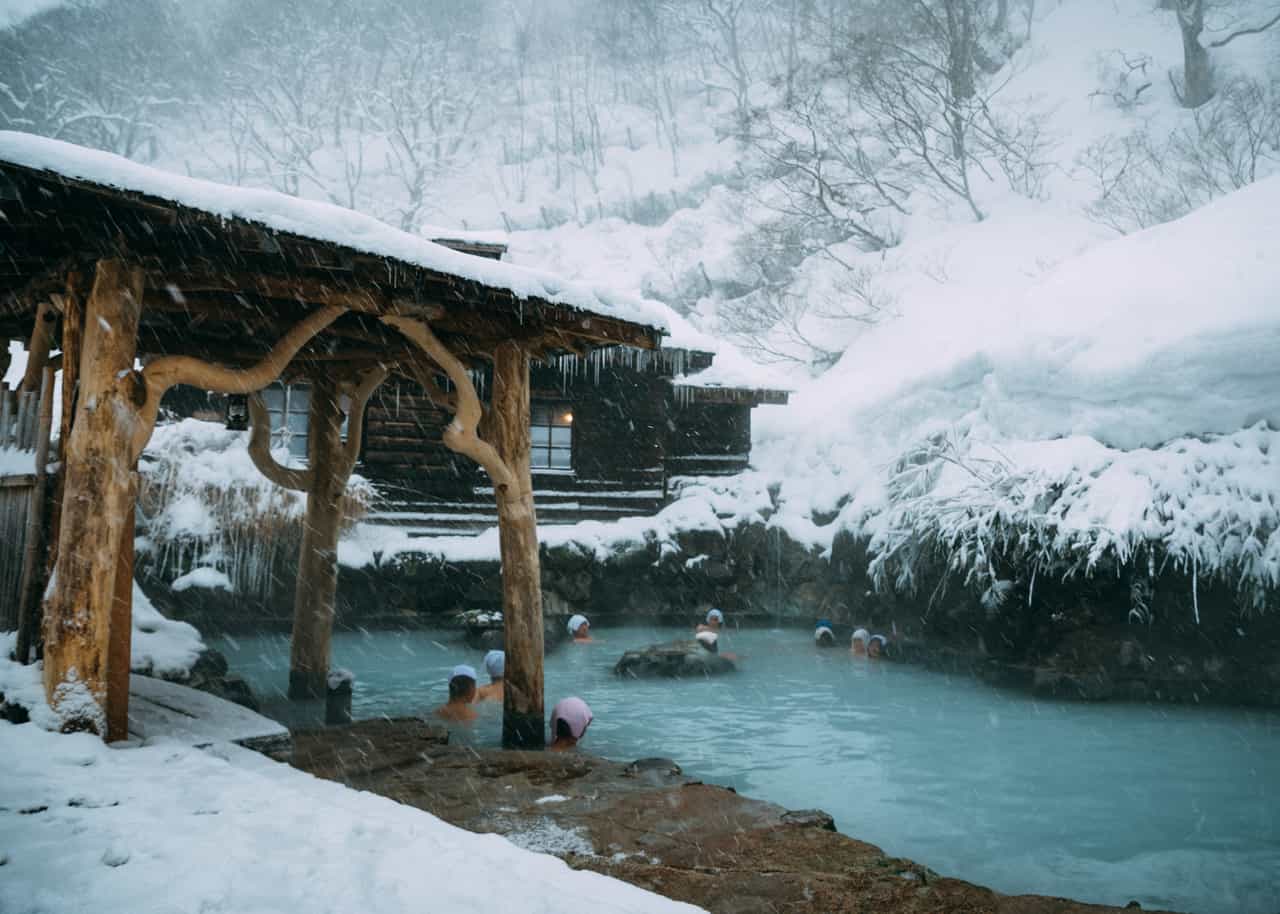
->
(613, 640), (736, 679)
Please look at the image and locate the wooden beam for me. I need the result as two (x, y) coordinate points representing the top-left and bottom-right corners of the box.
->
(41, 259), (144, 735)
(491, 341), (546, 750)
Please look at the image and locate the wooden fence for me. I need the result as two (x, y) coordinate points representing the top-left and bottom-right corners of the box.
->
(0, 371), (56, 648)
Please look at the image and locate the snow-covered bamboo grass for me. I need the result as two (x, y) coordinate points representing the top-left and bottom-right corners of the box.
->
(851, 425), (1280, 615)
(137, 420), (373, 601)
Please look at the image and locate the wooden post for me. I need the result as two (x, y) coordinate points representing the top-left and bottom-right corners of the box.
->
(14, 365), (56, 663)
(41, 260), (144, 734)
(288, 371), (345, 699)
(46, 278), (85, 582)
(106, 502), (135, 741)
(491, 342), (546, 749)
(19, 301), (56, 394)
(384, 317), (547, 749)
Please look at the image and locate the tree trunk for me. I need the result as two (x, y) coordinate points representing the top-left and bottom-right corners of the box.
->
(491, 342), (546, 749)
(288, 371), (345, 699)
(1177, 0), (1213, 107)
(41, 260), (144, 733)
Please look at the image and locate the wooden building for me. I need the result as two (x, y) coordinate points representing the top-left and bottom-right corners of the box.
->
(0, 130), (681, 748)
(170, 246), (789, 534)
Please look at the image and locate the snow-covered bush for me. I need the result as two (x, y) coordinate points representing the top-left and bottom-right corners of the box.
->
(137, 419), (374, 601)
(862, 426), (1280, 617)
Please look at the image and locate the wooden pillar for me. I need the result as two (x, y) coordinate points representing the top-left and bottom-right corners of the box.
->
(492, 342), (546, 749)
(288, 371), (345, 699)
(14, 364), (56, 663)
(19, 301), (56, 394)
(106, 504), (135, 740)
(41, 260), (144, 734)
(46, 277), (85, 585)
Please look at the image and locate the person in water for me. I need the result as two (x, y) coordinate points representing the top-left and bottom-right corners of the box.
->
(567, 614), (593, 642)
(696, 630), (719, 653)
(549, 696), (593, 751)
(850, 628), (871, 656)
(476, 650), (504, 702)
(696, 608), (724, 633)
(434, 664), (478, 722)
(868, 634), (889, 658)
(814, 619), (837, 647)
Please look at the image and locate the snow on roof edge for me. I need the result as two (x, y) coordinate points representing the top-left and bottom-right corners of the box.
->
(0, 131), (672, 335)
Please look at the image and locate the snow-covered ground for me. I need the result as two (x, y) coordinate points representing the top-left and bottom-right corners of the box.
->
(0, 648), (701, 914)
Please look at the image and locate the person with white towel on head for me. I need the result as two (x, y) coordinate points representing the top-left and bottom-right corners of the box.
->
(567, 614), (593, 643)
(476, 650), (504, 703)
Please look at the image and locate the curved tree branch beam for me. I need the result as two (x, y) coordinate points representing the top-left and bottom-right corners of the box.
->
(338, 363), (390, 478)
(402, 355), (459, 412)
(382, 316), (515, 494)
(132, 305), (346, 459)
(247, 393), (313, 492)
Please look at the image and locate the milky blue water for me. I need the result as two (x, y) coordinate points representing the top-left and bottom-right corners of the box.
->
(217, 625), (1280, 914)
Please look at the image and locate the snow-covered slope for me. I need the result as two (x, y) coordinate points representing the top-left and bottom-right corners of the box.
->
(0, 654), (701, 914)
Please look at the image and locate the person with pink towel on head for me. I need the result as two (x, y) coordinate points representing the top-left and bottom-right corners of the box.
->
(548, 697), (593, 751)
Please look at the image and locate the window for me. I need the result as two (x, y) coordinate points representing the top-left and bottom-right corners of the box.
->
(260, 383), (349, 463)
(531, 402), (573, 470)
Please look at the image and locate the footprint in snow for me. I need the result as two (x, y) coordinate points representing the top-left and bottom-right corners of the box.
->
(101, 845), (130, 867)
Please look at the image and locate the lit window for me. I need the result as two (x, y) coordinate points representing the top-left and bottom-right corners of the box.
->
(531, 402), (573, 470)
(260, 383), (348, 463)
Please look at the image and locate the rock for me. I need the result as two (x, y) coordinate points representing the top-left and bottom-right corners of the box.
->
(624, 757), (683, 780)
(780, 808), (837, 831)
(614, 640), (737, 679)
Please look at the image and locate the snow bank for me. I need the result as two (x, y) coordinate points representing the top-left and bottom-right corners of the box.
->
(170, 567), (233, 593)
(0, 719), (702, 914)
(339, 474), (775, 570)
(0, 130), (677, 334)
(741, 175), (1280, 603)
(130, 581), (205, 679)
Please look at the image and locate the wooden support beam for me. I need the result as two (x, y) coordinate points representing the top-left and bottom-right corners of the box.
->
(14, 364), (55, 664)
(18, 300), (55, 392)
(385, 316), (545, 749)
(491, 341), (546, 750)
(106, 503), (135, 741)
(41, 260), (144, 734)
(287, 370), (345, 700)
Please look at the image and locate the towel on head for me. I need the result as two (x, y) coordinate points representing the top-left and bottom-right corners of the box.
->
(851, 628), (871, 646)
(869, 634), (888, 650)
(567, 614), (589, 636)
(706, 608), (724, 624)
(551, 696), (593, 740)
(451, 664), (477, 682)
(814, 625), (835, 643)
(484, 650), (505, 678)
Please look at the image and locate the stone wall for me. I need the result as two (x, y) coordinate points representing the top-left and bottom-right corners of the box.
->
(147, 515), (1280, 707)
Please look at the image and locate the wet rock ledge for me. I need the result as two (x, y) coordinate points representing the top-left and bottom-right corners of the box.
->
(279, 719), (1174, 914)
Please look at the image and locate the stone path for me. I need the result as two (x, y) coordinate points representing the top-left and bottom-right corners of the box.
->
(281, 719), (1174, 914)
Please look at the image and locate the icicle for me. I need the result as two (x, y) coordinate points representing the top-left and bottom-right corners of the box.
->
(1027, 563), (1037, 608)
(1192, 558), (1200, 625)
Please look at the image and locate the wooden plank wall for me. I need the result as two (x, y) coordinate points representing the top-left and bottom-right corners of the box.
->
(1, 385), (42, 630)
(666, 402), (753, 476)
(360, 377), (480, 493)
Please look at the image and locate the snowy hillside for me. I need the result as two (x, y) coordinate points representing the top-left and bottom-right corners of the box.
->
(5, 0), (1278, 606)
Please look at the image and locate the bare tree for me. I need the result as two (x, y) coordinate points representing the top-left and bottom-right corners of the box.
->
(1167, 0), (1280, 108)
(1080, 74), (1280, 232)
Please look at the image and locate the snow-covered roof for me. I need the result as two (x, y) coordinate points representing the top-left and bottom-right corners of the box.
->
(0, 131), (673, 335)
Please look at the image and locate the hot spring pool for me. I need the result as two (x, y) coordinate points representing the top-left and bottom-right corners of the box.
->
(216, 625), (1280, 914)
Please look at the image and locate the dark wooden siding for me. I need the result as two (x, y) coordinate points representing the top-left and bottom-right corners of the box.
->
(666, 402), (752, 476)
